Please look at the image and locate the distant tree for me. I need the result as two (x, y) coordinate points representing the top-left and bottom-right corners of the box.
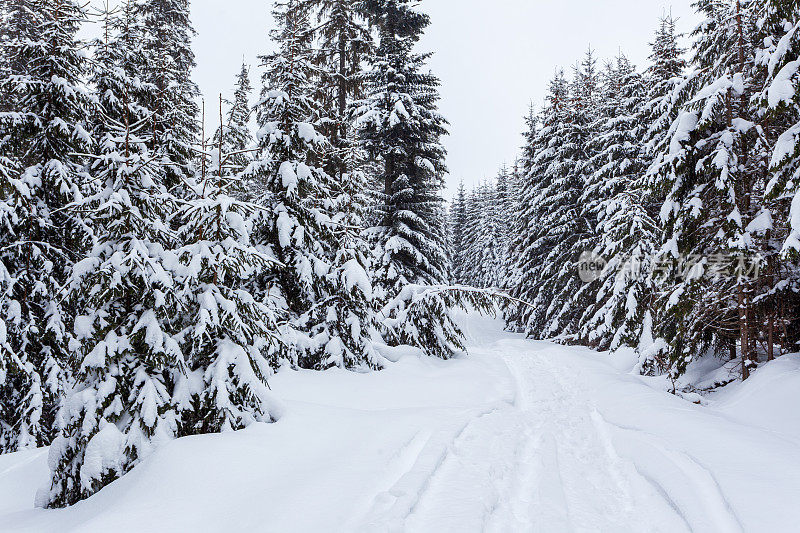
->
(212, 62), (255, 177)
(449, 180), (468, 284)
(136, 0), (200, 191)
(248, 0), (380, 370)
(579, 55), (652, 352)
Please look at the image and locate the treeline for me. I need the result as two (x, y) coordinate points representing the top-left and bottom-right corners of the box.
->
(0, 0), (488, 507)
(453, 1), (800, 384)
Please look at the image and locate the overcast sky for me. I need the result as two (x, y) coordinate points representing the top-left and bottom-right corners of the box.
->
(140, 1), (702, 199)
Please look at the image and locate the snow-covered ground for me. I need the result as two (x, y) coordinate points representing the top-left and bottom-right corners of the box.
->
(1, 313), (799, 532)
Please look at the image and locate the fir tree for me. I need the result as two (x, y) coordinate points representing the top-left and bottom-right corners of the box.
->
(249, 0), (380, 370)
(506, 105), (541, 330)
(173, 171), (285, 434)
(0, 0), (91, 454)
(0, 0), (36, 109)
(526, 53), (599, 340)
(461, 184), (498, 288)
(44, 2), (183, 507)
(493, 166), (513, 288)
(652, 0), (769, 379)
(642, 14), (689, 175)
(305, 0), (372, 179)
(756, 0), (800, 359)
(579, 55), (653, 351)
(357, 0), (450, 300)
(509, 74), (569, 335)
(449, 179), (468, 284)
(46, 4), (286, 506)
(137, 0), (200, 191)
(212, 62), (255, 178)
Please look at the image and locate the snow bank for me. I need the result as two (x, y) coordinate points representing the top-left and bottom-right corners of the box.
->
(709, 352), (800, 440)
(0, 325), (513, 532)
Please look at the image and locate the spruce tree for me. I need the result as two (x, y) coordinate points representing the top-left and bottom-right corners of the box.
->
(461, 183), (498, 288)
(507, 105), (541, 330)
(631, 15), (690, 372)
(174, 167), (285, 434)
(525, 53), (599, 340)
(0, 0), (91, 454)
(0, 0), (36, 110)
(493, 166), (513, 288)
(510, 74), (569, 335)
(249, 0), (380, 370)
(357, 0), (450, 300)
(304, 0), (372, 179)
(44, 2), (183, 507)
(137, 0), (200, 191)
(449, 180), (468, 284)
(756, 0), (800, 359)
(46, 3), (286, 506)
(642, 15), (688, 178)
(579, 55), (652, 351)
(651, 0), (769, 379)
(212, 62), (255, 177)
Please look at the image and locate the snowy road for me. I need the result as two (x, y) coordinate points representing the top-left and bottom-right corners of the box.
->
(1, 313), (799, 532)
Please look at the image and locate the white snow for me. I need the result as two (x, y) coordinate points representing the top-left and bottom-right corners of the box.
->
(341, 259), (373, 300)
(78, 424), (126, 493)
(1, 313), (799, 532)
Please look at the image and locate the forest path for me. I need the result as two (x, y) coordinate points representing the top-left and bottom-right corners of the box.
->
(357, 324), (695, 532)
(1, 314), (798, 532)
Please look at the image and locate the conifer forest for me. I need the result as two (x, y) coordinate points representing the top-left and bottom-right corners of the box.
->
(1, 1), (800, 531)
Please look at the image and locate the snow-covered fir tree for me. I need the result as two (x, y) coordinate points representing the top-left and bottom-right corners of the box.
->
(578, 55), (652, 352)
(173, 168), (285, 434)
(357, 0), (450, 300)
(461, 184), (498, 288)
(493, 166), (513, 288)
(212, 62), (255, 177)
(506, 105), (541, 330)
(304, 0), (372, 180)
(44, 2), (184, 507)
(631, 15), (690, 372)
(448, 179), (468, 284)
(520, 52), (600, 340)
(651, 0), (769, 379)
(509, 74), (569, 335)
(755, 0), (800, 360)
(641, 15), (689, 180)
(0, 0), (91, 454)
(0, 0), (36, 109)
(136, 0), (200, 191)
(46, 3), (286, 506)
(249, 0), (379, 370)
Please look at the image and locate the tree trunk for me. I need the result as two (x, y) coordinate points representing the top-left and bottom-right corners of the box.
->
(768, 312), (775, 362)
(739, 282), (750, 380)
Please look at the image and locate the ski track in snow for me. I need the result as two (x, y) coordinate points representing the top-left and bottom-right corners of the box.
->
(358, 337), (692, 533)
(1, 313), (798, 532)
(354, 322), (774, 533)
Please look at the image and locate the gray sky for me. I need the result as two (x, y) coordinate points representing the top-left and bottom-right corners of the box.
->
(97, 1), (702, 199)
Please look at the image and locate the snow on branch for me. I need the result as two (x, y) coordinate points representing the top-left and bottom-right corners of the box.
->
(379, 285), (529, 359)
